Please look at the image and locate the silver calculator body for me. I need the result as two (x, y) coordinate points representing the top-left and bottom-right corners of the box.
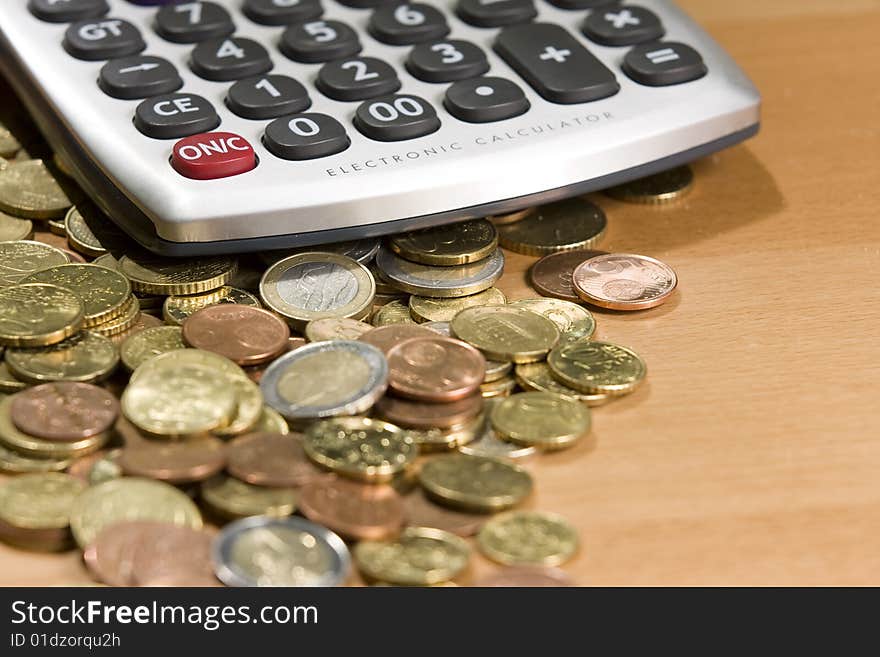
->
(0, 0), (760, 255)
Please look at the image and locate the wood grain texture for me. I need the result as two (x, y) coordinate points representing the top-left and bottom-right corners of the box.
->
(2, 1), (879, 586)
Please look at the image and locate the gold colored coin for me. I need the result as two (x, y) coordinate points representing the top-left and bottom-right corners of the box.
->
(371, 299), (415, 326)
(409, 287), (507, 323)
(305, 317), (373, 342)
(119, 253), (237, 296)
(0, 472), (86, 530)
(48, 218), (66, 235)
(389, 219), (498, 265)
(604, 165), (694, 204)
(0, 441), (71, 474)
(491, 391), (590, 450)
(90, 296), (140, 337)
(303, 417), (418, 483)
(496, 198), (606, 256)
(212, 375), (263, 438)
(405, 412), (484, 452)
(5, 331), (119, 384)
(418, 453), (532, 512)
(0, 361), (29, 393)
(354, 526), (471, 585)
(450, 305), (559, 364)
(0, 395), (108, 459)
(514, 362), (610, 406)
(0, 122), (22, 159)
(68, 477), (202, 549)
(162, 286), (260, 326)
(64, 203), (128, 257)
(488, 207), (535, 226)
(480, 376), (516, 399)
(120, 326), (187, 372)
(477, 511), (578, 566)
(0, 211), (33, 241)
(0, 239), (69, 287)
(483, 359), (513, 383)
(459, 400), (537, 461)
(260, 253), (375, 329)
(0, 159), (75, 220)
(547, 339), (647, 396)
(510, 298), (596, 342)
(253, 407), (289, 435)
(22, 264), (131, 327)
(0, 283), (84, 347)
(201, 474), (297, 520)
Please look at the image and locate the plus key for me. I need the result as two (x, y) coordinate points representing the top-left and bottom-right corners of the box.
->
(494, 23), (619, 104)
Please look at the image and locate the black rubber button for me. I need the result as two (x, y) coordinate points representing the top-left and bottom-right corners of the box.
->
(264, 113), (350, 160)
(622, 41), (707, 86)
(155, 2), (235, 44)
(354, 94), (440, 142)
(63, 18), (145, 61)
(134, 93), (220, 139)
(444, 77), (530, 123)
(243, 0), (323, 26)
(316, 57), (400, 102)
(494, 22), (620, 104)
(99, 55), (182, 100)
(336, 0), (398, 7)
(280, 20), (361, 63)
(456, 0), (537, 28)
(406, 39), (489, 83)
(227, 74), (311, 120)
(368, 3), (449, 46)
(546, 0), (620, 9)
(190, 37), (273, 81)
(581, 5), (664, 46)
(29, 0), (108, 23)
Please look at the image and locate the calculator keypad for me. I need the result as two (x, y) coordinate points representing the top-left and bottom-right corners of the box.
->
(546, 0), (620, 9)
(455, 0), (538, 28)
(190, 37), (273, 81)
(443, 76), (530, 123)
(264, 113), (351, 160)
(368, 4), (450, 46)
(154, 2), (235, 44)
(354, 94), (441, 141)
(406, 40), (489, 83)
(581, 5), (664, 46)
(316, 57), (401, 102)
(99, 55), (183, 99)
(227, 74), (312, 119)
(280, 20), (362, 63)
(622, 41), (707, 86)
(134, 93), (220, 139)
(63, 18), (146, 60)
(242, 0), (323, 26)
(29, 0), (108, 23)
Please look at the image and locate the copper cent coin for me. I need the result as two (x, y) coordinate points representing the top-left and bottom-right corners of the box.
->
(358, 324), (437, 356)
(386, 336), (486, 402)
(529, 249), (608, 302)
(375, 394), (484, 430)
(182, 304), (290, 366)
(131, 524), (217, 587)
(226, 432), (323, 488)
(10, 382), (119, 441)
(474, 566), (576, 587)
(572, 253), (678, 311)
(403, 489), (486, 537)
(83, 521), (166, 586)
(117, 436), (226, 484)
(298, 475), (404, 541)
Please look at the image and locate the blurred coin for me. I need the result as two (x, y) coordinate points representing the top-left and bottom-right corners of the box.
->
(305, 317), (372, 342)
(0, 361), (28, 393)
(573, 253), (678, 311)
(23, 263), (131, 327)
(212, 375), (264, 439)
(304, 417), (417, 483)
(298, 475), (404, 541)
(0, 159), (75, 220)
(403, 412), (484, 452)
(0, 121), (21, 159)
(118, 436), (226, 484)
(488, 207), (534, 226)
(119, 253), (236, 296)
(212, 516), (350, 587)
(109, 312), (163, 346)
(130, 524), (218, 587)
(84, 521), (168, 586)
(163, 286), (260, 326)
(120, 325), (186, 372)
(375, 246), (504, 298)
(491, 391), (590, 450)
(0, 441), (71, 474)
(402, 489), (486, 537)
(0, 396), (109, 459)
(0, 472), (85, 530)
(367, 260), (404, 295)
(510, 297), (596, 342)
(477, 511), (578, 566)
(201, 474), (296, 520)
(386, 336), (485, 402)
(354, 526), (470, 586)
(65, 448), (119, 483)
(261, 238), (380, 265)
(64, 202), (129, 257)
(5, 331), (119, 383)
(0, 212), (33, 241)
(358, 324), (436, 355)
(514, 362), (610, 406)
(89, 296), (140, 337)
(48, 218), (66, 235)
(484, 359), (513, 383)
(419, 453), (532, 512)
(0, 240), (69, 287)
(260, 253), (374, 329)
(409, 287), (507, 323)
(548, 339), (646, 396)
(389, 219), (498, 266)
(422, 321), (450, 336)
(371, 299), (415, 326)
(10, 382), (118, 441)
(376, 394), (483, 430)
(260, 341), (387, 420)
(182, 305), (289, 366)
(474, 566), (575, 587)
(497, 199), (606, 256)
(604, 165), (693, 203)
(226, 432), (323, 488)
(479, 375), (516, 399)
(0, 283), (84, 347)
(69, 477), (202, 549)
(450, 305), (559, 364)
(252, 407), (289, 435)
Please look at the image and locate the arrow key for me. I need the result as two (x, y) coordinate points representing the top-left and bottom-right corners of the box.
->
(99, 55), (182, 100)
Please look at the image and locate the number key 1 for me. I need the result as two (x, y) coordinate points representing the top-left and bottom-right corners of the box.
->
(227, 74), (311, 119)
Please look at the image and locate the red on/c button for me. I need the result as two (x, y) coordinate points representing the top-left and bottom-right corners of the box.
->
(171, 132), (256, 180)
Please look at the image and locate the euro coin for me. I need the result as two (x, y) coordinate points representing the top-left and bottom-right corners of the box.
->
(0, 472), (86, 530)
(371, 299), (415, 326)
(354, 526), (470, 585)
(22, 263), (132, 327)
(514, 362), (610, 406)
(450, 305), (559, 363)
(5, 331), (119, 383)
(358, 324), (437, 355)
(408, 287), (507, 323)
(389, 218), (498, 265)
(479, 375), (516, 398)
(604, 165), (693, 203)
(119, 253), (236, 296)
(117, 436), (226, 484)
(529, 249), (609, 302)
(547, 339), (647, 396)
(0, 441), (71, 474)
(497, 198), (606, 256)
(0, 240), (69, 287)
(491, 391), (591, 450)
(0, 211), (33, 241)
(418, 453), (532, 512)
(182, 305), (289, 366)
(458, 403), (536, 461)
(89, 296), (140, 337)
(226, 432), (323, 488)
(375, 246), (504, 298)
(386, 336), (485, 402)
(64, 202), (128, 257)
(201, 474), (297, 520)
(10, 382), (118, 441)
(572, 253), (678, 311)
(0, 283), (84, 347)
(0, 396), (109, 459)
(477, 511), (578, 567)
(119, 326), (187, 372)
(0, 159), (75, 220)
(510, 298), (596, 342)
(402, 412), (484, 452)
(402, 489), (486, 537)
(304, 317), (373, 342)
(298, 475), (404, 541)
(488, 207), (534, 225)
(163, 286), (260, 326)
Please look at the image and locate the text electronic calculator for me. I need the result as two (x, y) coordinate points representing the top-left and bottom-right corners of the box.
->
(0, 0), (760, 255)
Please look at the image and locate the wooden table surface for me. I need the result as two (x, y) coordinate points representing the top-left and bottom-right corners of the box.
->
(2, 1), (879, 586)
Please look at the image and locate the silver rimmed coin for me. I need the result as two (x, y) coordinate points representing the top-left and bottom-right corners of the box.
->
(375, 246), (504, 298)
(260, 253), (375, 329)
(260, 239), (381, 266)
(212, 515), (351, 587)
(260, 340), (388, 421)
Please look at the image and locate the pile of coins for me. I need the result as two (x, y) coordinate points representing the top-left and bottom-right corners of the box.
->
(0, 83), (686, 588)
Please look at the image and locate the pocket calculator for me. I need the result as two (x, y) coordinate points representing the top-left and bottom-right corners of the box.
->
(0, 0), (760, 256)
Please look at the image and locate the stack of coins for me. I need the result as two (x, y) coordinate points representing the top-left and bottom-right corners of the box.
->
(0, 80), (690, 587)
